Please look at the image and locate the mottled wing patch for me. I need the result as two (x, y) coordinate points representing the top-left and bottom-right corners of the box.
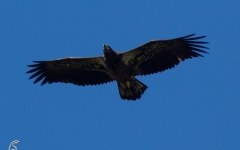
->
(121, 34), (208, 76)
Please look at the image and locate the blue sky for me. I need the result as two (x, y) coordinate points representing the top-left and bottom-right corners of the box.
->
(1, 0), (240, 149)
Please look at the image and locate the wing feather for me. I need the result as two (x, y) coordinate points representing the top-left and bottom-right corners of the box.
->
(121, 34), (208, 76)
(27, 57), (113, 86)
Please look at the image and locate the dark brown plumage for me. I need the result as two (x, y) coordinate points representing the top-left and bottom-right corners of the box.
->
(27, 34), (208, 100)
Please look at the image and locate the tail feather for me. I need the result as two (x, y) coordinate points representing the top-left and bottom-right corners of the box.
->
(117, 78), (148, 100)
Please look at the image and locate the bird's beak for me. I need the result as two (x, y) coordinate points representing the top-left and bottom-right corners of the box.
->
(103, 44), (107, 49)
(103, 44), (109, 52)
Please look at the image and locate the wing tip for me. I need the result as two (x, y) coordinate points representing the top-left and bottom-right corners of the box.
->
(180, 34), (209, 54)
(180, 34), (196, 39)
(180, 34), (207, 40)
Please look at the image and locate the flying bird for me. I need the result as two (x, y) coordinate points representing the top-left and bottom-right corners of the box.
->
(27, 34), (208, 100)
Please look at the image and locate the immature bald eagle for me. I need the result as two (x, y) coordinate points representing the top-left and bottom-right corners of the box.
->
(27, 34), (208, 100)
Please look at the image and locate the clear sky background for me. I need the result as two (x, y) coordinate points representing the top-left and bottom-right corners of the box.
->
(1, 1), (240, 150)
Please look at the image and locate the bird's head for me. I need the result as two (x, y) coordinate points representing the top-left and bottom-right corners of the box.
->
(103, 44), (117, 59)
(103, 44), (112, 52)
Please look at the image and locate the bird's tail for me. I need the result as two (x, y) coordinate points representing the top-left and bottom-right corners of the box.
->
(117, 78), (148, 100)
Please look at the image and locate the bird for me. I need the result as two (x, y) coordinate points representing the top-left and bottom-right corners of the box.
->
(27, 34), (208, 100)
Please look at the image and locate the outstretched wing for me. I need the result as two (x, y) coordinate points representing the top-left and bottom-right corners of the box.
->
(121, 34), (208, 76)
(27, 57), (113, 86)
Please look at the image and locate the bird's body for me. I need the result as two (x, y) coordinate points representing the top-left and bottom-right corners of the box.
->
(103, 46), (132, 81)
(27, 34), (208, 100)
